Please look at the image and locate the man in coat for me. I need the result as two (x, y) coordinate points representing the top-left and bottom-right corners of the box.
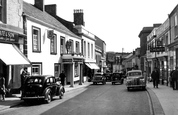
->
(151, 67), (160, 88)
(172, 67), (178, 90)
(59, 70), (66, 86)
(170, 68), (176, 87)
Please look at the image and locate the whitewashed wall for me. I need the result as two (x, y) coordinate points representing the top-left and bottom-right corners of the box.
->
(26, 20), (82, 75)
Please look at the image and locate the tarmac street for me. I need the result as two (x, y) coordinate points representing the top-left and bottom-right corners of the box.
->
(0, 81), (178, 115)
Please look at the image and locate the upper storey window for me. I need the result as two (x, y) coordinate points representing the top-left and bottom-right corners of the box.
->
(0, 0), (6, 23)
(32, 26), (41, 52)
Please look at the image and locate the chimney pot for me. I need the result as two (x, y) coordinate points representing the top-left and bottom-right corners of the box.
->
(45, 4), (57, 16)
(73, 9), (84, 26)
(34, 0), (45, 11)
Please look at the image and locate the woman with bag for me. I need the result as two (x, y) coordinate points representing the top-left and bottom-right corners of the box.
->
(0, 76), (5, 101)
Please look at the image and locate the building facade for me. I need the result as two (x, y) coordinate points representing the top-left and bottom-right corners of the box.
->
(139, 27), (154, 72)
(167, 4), (178, 71)
(23, 1), (84, 87)
(0, 0), (30, 92)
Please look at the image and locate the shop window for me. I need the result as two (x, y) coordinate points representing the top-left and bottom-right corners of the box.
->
(76, 41), (80, 53)
(60, 36), (65, 54)
(50, 34), (57, 54)
(31, 63), (42, 75)
(54, 63), (60, 77)
(32, 26), (41, 52)
(75, 62), (79, 77)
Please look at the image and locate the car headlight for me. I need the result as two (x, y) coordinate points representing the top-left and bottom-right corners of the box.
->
(140, 78), (145, 82)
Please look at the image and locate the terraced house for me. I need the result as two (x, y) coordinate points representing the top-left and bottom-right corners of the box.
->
(23, 0), (84, 87)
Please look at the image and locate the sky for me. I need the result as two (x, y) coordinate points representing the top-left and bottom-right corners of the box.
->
(23, 0), (178, 53)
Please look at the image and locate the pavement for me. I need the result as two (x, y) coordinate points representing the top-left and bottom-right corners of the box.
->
(0, 81), (178, 115)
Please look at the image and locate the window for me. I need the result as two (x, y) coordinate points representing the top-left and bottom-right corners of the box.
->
(84, 41), (86, 57)
(69, 39), (74, 53)
(60, 36), (65, 54)
(0, 0), (5, 23)
(50, 34), (57, 54)
(91, 44), (93, 59)
(32, 63), (42, 75)
(27, 78), (42, 84)
(54, 63), (60, 77)
(88, 42), (90, 58)
(76, 41), (80, 53)
(175, 15), (177, 26)
(32, 26), (41, 52)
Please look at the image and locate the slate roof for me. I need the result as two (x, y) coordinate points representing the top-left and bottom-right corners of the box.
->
(23, 1), (81, 39)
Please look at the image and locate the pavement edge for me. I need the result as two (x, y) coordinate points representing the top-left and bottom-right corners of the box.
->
(146, 87), (165, 115)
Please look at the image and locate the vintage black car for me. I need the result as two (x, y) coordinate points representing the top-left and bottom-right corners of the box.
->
(21, 75), (65, 104)
(126, 70), (146, 91)
(104, 73), (112, 82)
(111, 72), (124, 85)
(92, 73), (106, 85)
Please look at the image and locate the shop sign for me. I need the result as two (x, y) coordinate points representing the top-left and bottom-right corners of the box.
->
(150, 47), (165, 52)
(73, 58), (83, 62)
(62, 59), (72, 63)
(0, 29), (18, 43)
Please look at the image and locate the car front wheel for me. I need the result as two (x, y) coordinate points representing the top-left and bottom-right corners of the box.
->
(45, 91), (51, 104)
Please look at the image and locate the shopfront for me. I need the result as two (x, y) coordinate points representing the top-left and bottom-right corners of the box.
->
(84, 62), (100, 81)
(0, 29), (30, 91)
(61, 55), (83, 87)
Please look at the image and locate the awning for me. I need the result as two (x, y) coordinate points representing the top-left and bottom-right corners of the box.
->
(0, 43), (31, 65)
(85, 63), (100, 70)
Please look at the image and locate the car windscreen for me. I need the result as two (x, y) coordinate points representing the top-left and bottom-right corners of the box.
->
(26, 77), (43, 84)
(113, 73), (120, 76)
(128, 72), (141, 77)
(94, 74), (103, 77)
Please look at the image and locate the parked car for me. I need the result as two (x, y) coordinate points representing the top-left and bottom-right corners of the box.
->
(21, 75), (65, 104)
(111, 72), (124, 85)
(92, 73), (106, 85)
(126, 70), (146, 91)
(104, 73), (112, 82)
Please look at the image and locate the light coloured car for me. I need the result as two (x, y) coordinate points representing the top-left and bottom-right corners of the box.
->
(126, 70), (146, 91)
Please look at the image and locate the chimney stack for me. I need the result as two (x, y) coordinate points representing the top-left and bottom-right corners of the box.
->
(34, 0), (45, 11)
(45, 4), (57, 16)
(74, 9), (85, 26)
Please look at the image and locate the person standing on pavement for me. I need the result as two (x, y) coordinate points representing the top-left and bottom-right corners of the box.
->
(172, 67), (178, 90)
(0, 76), (5, 101)
(20, 67), (29, 91)
(151, 67), (160, 88)
(59, 70), (66, 86)
(170, 68), (176, 87)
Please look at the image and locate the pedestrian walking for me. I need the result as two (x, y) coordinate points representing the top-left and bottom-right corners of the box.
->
(0, 76), (5, 101)
(172, 67), (178, 90)
(170, 68), (176, 87)
(59, 70), (66, 86)
(20, 67), (29, 91)
(151, 67), (160, 88)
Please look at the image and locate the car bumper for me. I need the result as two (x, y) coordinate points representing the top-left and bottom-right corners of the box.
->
(92, 80), (104, 83)
(126, 84), (146, 87)
(21, 96), (45, 100)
